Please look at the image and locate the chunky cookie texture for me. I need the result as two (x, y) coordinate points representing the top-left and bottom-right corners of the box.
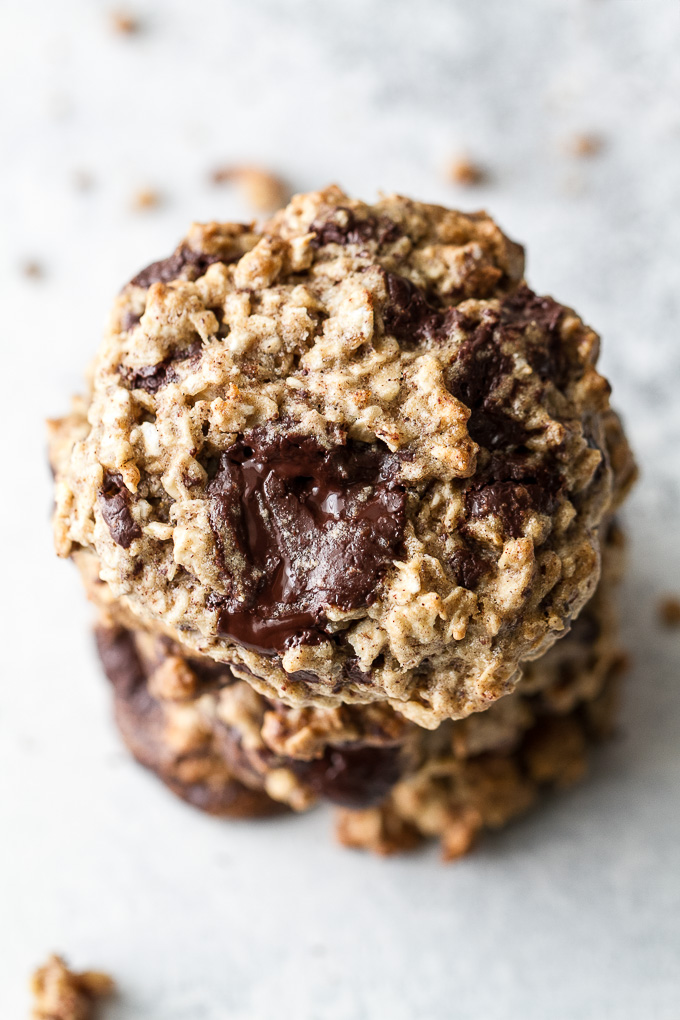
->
(51, 186), (632, 725)
(89, 524), (627, 849)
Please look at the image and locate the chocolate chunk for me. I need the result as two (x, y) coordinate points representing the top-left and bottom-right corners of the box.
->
(98, 471), (142, 548)
(121, 309), (142, 331)
(120, 361), (178, 394)
(466, 482), (533, 539)
(450, 547), (488, 590)
(448, 313), (530, 449)
(465, 452), (564, 537)
(293, 744), (404, 808)
(382, 272), (462, 348)
(119, 339), (202, 394)
(342, 657), (374, 685)
(130, 245), (228, 288)
(501, 285), (568, 387)
(310, 207), (402, 248)
(95, 624), (146, 700)
(207, 432), (406, 655)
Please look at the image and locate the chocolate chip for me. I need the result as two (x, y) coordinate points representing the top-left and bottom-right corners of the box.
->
(464, 453), (564, 538)
(448, 313), (531, 450)
(207, 432), (406, 655)
(382, 272), (463, 348)
(95, 625), (146, 699)
(310, 207), (402, 249)
(121, 309), (142, 331)
(342, 657), (374, 685)
(119, 339), (202, 394)
(98, 471), (142, 548)
(292, 744), (404, 808)
(500, 286), (568, 387)
(450, 547), (488, 590)
(129, 245), (228, 288)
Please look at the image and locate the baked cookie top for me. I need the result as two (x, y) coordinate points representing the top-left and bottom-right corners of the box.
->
(51, 186), (630, 726)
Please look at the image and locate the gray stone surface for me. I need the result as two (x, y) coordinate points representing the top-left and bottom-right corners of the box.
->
(0, 0), (678, 1016)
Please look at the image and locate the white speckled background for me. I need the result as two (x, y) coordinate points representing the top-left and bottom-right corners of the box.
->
(1, 1), (679, 1016)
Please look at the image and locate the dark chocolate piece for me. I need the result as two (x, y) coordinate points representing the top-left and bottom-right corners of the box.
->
(382, 272), (463, 348)
(500, 285), (568, 387)
(450, 547), (489, 590)
(98, 471), (142, 548)
(293, 744), (404, 808)
(465, 452), (564, 538)
(310, 207), (401, 249)
(448, 312), (530, 450)
(121, 309), (142, 331)
(96, 623), (146, 699)
(130, 246), (227, 288)
(207, 432), (406, 655)
(119, 339), (202, 395)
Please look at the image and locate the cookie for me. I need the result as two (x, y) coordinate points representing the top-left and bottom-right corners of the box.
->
(51, 186), (634, 725)
(96, 622), (282, 818)
(93, 525), (626, 850)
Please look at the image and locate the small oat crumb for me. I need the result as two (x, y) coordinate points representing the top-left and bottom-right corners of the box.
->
(111, 10), (140, 34)
(131, 188), (161, 211)
(31, 954), (114, 1020)
(210, 164), (290, 212)
(73, 170), (95, 192)
(566, 133), (604, 158)
(447, 157), (486, 186)
(658, 596), (680, 627)
(22, 260), (44, 279)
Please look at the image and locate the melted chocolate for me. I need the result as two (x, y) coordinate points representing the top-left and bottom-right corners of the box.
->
(310, 207), (402, 248)
(98, 472), (142, 548)
(292, 744), (404, 808)
(207, 432), (406, 654)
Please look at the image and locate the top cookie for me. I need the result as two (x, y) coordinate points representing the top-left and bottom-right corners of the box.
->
(51, 186), (630, 726)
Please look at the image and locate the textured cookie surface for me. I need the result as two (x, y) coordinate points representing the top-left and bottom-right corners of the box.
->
(52, 186), (630, 724)
(93, 524), (626, 834)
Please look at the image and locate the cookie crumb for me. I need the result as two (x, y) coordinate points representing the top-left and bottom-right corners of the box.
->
(565, 133), (604, 158)
(31, 955), (114, 1020)
(210, 164), (289, 212)
(658, 596), (680, 627)
(21, 260), (44, 279)
(73, 170), (95, 192)
(131, 188), (162, 211)
(447, 156), (486, 186)
(111, 9), (140, 34)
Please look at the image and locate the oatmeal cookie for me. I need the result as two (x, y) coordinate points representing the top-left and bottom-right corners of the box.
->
(93, 526), (625, 836)
(51, 186), (632, 725)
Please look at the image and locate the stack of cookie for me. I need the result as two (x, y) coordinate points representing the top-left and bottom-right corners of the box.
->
(49, 187), (635, 857)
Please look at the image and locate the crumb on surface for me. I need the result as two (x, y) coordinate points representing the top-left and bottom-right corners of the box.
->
(131, 188), (161, 211)
(209, 164), (290, 211)
(658, 596), (680, 627)
(73, 170), (95, 192)
(111, 10), (140, 34)
(31, 955), (114, 1020)
(21, 260), (44, 279)
(447, 156), (487, 186)
(565, 133), (604, 157)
